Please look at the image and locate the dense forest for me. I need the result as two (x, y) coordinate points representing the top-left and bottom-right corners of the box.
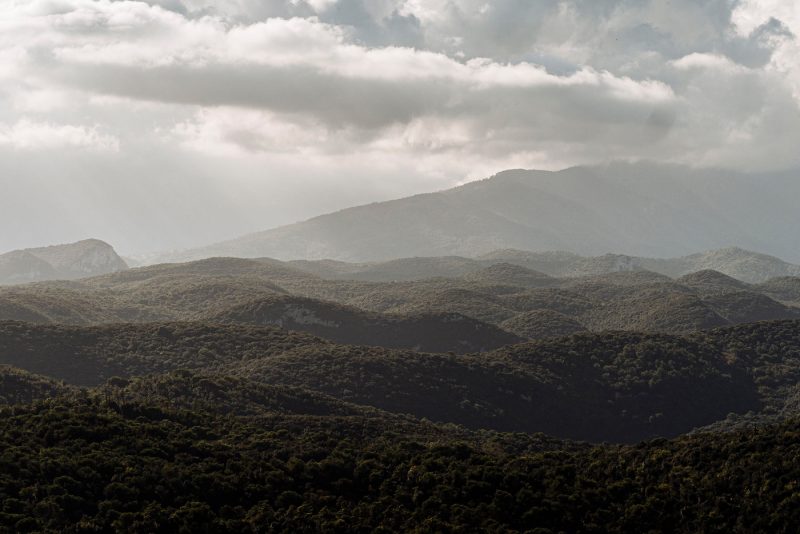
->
(3, 257), (800, 349)
(1, 392), (799, 532)
(1, 257), (800, 531)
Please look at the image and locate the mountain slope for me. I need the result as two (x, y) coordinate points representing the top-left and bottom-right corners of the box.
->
(0, 251), (58, 285)
(0, 365), (70, 404)
(0, 319), (781, 442)
(164, 162), (800, 263)
(209, 295), (522, 353)
(0, 321), (327, 386)
(0, 239), (128, 285)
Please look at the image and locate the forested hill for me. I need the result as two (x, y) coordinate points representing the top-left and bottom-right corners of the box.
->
(0, 387), (798, 532)
(2, 319), (800, 442)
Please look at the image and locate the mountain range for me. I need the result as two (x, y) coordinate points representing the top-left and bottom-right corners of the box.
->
(0, 239), (128, 285)
(289, 246), (800, 284)
(2, 163), (800, 530)
(2, 253), (799, 354)
(158, 162), (800, 264)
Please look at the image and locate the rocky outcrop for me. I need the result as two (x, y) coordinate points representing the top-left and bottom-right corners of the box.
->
(0, 239), (128, 285)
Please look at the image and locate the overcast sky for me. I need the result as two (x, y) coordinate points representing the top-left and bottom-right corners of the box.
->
(1, 0), (799, 255)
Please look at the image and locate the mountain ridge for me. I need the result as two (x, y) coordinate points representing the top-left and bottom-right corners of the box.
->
(286, 246), (800, 284)
(154, 162), (800, 263)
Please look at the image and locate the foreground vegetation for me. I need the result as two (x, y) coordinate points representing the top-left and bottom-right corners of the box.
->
(0, 394), (798, 533)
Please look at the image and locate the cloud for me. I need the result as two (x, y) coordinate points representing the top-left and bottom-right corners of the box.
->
(9, 2), (675, 158)
(1, 2), (797, 167)
(0, 118), (119, 151)
(0, 0), (799, 254)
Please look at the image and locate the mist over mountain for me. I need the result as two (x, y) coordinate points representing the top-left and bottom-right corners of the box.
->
(482, 247), (800, 284)
(0, 239), (128, 285)
(290, 246), (800, 285)
(161, 162), (800, 264)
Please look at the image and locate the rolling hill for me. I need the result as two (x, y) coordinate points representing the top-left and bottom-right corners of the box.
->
(2, 255), (799, 345)
(209, 295), (523, 353)
(279, 246), (800, 284)
(482, 247), (800, 283)
(4, 319), (800, 442)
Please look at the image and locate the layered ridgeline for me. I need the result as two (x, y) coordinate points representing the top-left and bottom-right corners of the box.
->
(1, 290), (799, 531)
(1, 256), (798, 354)
(160, 162), (800, 264)
(1, 319), (799, 443)
(0, 239), (128, 285)
(289, 246), (800, 284)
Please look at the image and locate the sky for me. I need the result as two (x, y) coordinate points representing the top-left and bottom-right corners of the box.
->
(1, 0), (799, 256)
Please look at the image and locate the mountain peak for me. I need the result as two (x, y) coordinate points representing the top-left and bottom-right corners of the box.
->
(0, 239), (128, 285)
(152, 163), (800, 264)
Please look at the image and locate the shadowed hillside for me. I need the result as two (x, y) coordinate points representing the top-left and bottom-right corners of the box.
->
(0, 321), (327, 386)
(210, 295), (522, 353)
(0, 366), (70, 405)
(6, 319), (800, 442)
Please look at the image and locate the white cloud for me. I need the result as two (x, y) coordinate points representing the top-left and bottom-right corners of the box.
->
(10, 87), (72, 112)
(9, 3), (675, 153)
(671, 53), (745, 72)
(0, 119), (119, 151)
(170, 107), (334, 155)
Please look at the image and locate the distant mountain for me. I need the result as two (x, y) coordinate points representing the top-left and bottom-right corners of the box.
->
(282, 246), (800, 285)
(667, 248), (800, 282)
(0, 251), (58, 285)
(161, 162), (800, 263)
(287, 246), (800, 285)
(461, 263), (557, 288)
(0, 239), (128, 285)
(482, 247), (800, 284)
(290, 256), (483, 282)
(756, 277), (800, 306)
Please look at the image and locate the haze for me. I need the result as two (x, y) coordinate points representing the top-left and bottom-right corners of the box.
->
(1, 0), (799, 256)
